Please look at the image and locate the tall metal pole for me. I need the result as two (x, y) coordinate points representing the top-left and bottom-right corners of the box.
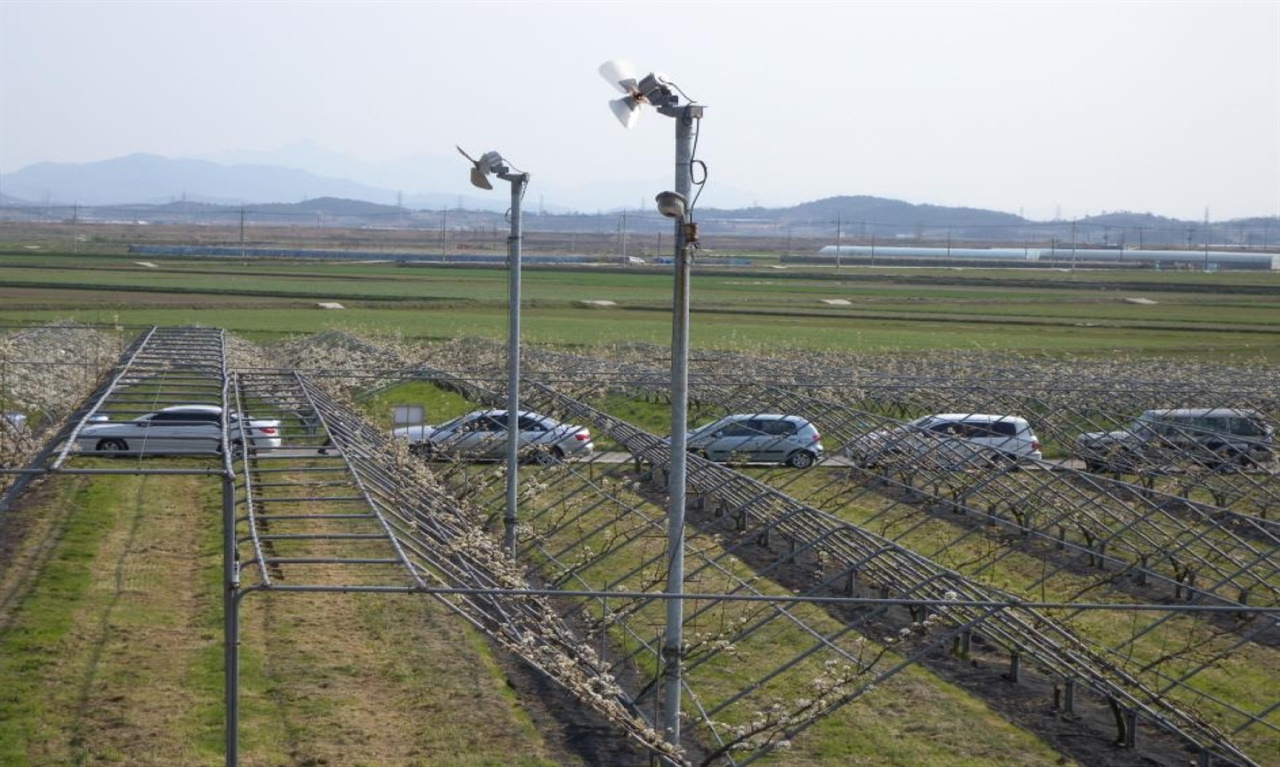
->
(661, 102), (699, 755)
(503, 172), (528, 556)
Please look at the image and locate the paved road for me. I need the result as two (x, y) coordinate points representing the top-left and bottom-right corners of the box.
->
(258, 448), (1082, 471)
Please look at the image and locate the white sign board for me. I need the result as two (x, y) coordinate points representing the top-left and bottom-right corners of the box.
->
(392, 405), (424, 427)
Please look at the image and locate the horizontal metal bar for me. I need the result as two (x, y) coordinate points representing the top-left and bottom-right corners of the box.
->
(261, 557), (403, 565)
(255, 534), (391, 541)
(245, 495), (367, 503)
(226, 582), (1280, 613)
(244, 513), (377, 521)
(0, 467), (228, 476)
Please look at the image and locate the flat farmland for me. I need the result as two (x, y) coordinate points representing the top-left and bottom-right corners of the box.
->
(2, 231), (1279, 767)
(2, 250), (1278, 360)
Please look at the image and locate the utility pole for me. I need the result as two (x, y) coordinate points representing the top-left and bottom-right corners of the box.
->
(1071, 220), (1078, 277)
(1203, 207), (1211, 270)
(440, 209), (448, 257)
(620, 211), (628, 259)
(835, 213), (842, 271)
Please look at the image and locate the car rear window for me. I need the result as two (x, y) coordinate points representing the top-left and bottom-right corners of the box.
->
(974, 421), (1018, 437)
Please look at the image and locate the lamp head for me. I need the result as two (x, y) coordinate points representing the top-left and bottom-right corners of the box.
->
(655, 191), (688, 220)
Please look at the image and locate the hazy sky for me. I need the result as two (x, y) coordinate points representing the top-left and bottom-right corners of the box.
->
(2, 0), (1277, 221)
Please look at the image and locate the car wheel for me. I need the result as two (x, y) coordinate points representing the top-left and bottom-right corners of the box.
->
(785, 450), (816, 469)
(989, 452), (1020, 471)
(97, 438), (128, 454)
(1210, 447), (1243, 472)
(408, 442), (435, 459)
(531, 446), (563, 466)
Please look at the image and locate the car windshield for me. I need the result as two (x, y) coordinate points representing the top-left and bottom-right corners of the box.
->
(435, 414), (468, 431)
(690, 418), (731, 437)
(898, 416), (940, 431)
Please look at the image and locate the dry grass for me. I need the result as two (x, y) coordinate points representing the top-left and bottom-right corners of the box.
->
(0, 472), (574, 767)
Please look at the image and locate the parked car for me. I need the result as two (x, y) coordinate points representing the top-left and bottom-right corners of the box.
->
(1074, 408), (1275, 472)
(391, 409), (593, 464)
(846, 413), (1042, 468)
(685, 414), (824, 468)
(75, 404), (282, 456)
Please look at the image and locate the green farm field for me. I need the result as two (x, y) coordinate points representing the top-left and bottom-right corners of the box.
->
(2, 249), (1278, 360)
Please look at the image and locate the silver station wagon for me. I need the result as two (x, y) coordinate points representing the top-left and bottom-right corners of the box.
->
(847, 413), (1042, 469)
(76, 404), (282, 456)
(392, 409), (594, 464)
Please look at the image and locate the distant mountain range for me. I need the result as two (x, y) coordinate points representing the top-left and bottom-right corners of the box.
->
(1, 151), (1276, 248)
(0, 152), (478, 210)
(0, 144), (737, 214)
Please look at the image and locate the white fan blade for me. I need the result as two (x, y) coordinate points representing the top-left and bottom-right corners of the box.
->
(599, 59), (639, 93)
(456, 145), (479, 164)
(610, 96), (640, 128)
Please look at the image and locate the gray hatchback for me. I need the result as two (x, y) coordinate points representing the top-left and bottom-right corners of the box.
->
(686, 413), (824, 468)
(1075, 407), (1274, 471)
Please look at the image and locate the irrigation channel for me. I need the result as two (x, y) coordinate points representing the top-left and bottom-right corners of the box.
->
(2, 323), (1277, 767)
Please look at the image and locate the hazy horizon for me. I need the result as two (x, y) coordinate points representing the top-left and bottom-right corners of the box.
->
(2, 0), (1277, 221)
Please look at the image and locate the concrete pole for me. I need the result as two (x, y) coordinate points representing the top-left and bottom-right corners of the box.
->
(661, 103), (698, 755)
(503, 173), (528, 556)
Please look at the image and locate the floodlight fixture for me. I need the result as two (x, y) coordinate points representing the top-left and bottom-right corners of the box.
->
(655, 191), (688, 220)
